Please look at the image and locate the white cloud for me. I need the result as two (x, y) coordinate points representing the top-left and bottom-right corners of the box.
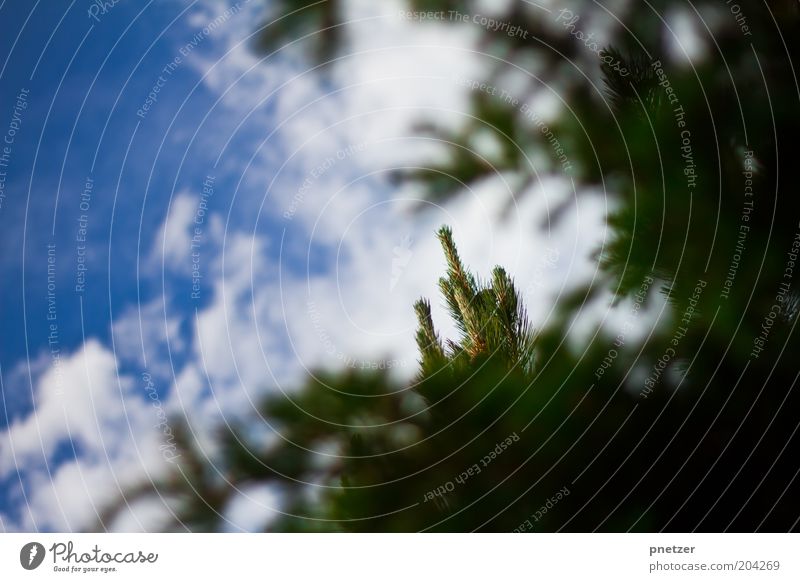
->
(151, 191), (198, 273)
(222, 483), (280, 532)
(666, 8), (708, 65)
(112, 297), (186, 378)
(155, 0), (612, 410)
(0, 340), (172, 531)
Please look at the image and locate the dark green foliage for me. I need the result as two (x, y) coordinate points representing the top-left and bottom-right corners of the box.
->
(103, 222), (800, 531)
(102, 0), (800, 531)
(600, 47), (660, 115)
(259, 0), (800, 530)
(254, 0), (344, 64)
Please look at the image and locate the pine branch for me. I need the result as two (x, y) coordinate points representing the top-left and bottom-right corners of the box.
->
(601, 46), (659, 114)
(491, 267), (521, 364)
(438, 277), (467, 337)
(419, 226), (537, 374)
(413, 298), (446, 373)
(437, 226), (477, 301)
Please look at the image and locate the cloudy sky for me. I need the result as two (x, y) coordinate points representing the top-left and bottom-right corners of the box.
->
(0, 0), (615, 531)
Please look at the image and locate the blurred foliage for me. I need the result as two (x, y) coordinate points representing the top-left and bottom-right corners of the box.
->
(253, 0), (344, 63)
(103, 0), (800, 531)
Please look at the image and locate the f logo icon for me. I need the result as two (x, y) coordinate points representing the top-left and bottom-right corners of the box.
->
(20, 542), (45, 570)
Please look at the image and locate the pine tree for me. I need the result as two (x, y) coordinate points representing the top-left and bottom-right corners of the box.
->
(100, 0), (800, 531)
(102, 227), (556, 531)
(414, 226), (536, 377)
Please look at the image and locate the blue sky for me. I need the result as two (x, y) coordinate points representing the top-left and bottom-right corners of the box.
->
(0, 0), (311, 530)
(0, 0), (606, 531)
(1, 2), (207, 367)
